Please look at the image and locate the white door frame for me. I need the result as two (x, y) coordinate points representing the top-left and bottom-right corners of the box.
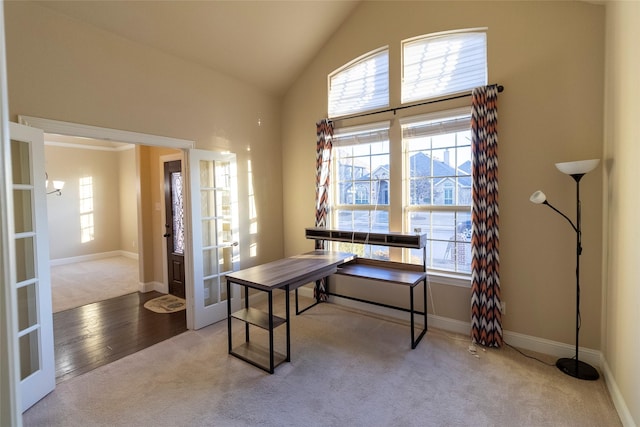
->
(17, 116), (200, 329)
(0, 4), (22, 423)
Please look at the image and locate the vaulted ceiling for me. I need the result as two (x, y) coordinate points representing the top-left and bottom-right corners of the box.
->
(35, 0), (360, 96)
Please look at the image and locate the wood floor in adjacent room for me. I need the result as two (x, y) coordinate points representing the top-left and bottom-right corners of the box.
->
(53, 291), (187, 383)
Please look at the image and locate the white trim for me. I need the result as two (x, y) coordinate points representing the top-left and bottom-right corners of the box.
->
(49, 250), (138, 266)
(296, 285), (602, 367)
(0, 1), (22, 421)
(429, 273), (471, 288)
(18, 115), (194, 149)
(44, 140), (134, 152)
(602, 360), (636, 427)
(139, 281), (165, 294)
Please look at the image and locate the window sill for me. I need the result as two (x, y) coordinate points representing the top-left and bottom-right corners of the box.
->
(428, 272), (471, 288)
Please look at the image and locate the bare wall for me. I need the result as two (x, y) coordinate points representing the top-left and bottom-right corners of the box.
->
(603, 1), (640, 424)
(44, 145), (121, 259)
(282, 1), (605, 349)
(4, 2), (284, 271)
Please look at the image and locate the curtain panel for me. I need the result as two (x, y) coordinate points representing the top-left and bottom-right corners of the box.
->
(314, 119), (333, 301)
(470, 84), (502, 348)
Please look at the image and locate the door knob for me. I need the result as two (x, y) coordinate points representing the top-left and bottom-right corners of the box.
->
(163, 233), (171, 238)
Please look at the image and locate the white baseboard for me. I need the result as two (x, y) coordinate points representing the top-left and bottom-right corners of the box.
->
(140, 281), (165, 294)
(50, 250), (139, 266)
(295, 286), (603, 367)
(250, 286), (631, 425)
(601, 360), (637, 427)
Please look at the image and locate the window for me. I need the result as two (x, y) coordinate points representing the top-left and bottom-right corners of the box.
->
(328, 48), (389, 118)
(402, 30), (487, 104)
(402, 108), (472, 273)
(79, 176), (95, 243)
(331, 122), (390, 259)
(326, 30), (485, 277)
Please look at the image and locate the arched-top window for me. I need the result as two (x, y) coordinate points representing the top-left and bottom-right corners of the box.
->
(402, 30), (487, 104)
(328, 48), (389, 118)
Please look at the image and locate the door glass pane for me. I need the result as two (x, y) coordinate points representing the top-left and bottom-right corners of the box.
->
(220, 247), (233, 272)
(19, 330), (40, 380)
(204, 277), (219, 305)
(11, 139), (31, 185)
(202, 218), (216, 247)
(13, 189), (33, 233)
(17, 283), (38, 332)
(170, 171), (185, 254)
(15, 236), (36, 283)
(200, 160), (214, 187)
(200, 189), (215, 217)
(202, 248), (218, 277)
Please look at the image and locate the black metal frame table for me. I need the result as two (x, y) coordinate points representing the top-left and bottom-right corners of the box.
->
(226, 250), (355, 374)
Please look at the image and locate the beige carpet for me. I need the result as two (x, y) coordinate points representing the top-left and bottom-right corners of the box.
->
(50, 256), (140, 313)
(23, 300), (621, 427)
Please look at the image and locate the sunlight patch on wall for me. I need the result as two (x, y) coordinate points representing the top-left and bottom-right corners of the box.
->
(248, 160), (257, 257)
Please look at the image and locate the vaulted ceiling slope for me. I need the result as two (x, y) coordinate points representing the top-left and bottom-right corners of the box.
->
(35, 0), (360, 96)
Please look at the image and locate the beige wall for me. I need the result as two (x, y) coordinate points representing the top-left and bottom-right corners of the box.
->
(118, 147), (138, 255)
(45, 145), (123, 259)
(603, 1), (640, 424)
(4, 2), (285, 272)
(282, 1), (605, 349)
(44, 144), (138, 260)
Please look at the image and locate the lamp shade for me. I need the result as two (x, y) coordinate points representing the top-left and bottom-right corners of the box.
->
(555, 159), (600, 175)
(52, 180), (65, 190)
(529, 190), (546, 204)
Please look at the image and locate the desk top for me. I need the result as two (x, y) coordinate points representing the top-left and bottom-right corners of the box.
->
(225, 251), (356, 291)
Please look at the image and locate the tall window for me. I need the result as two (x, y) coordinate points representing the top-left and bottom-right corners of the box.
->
(402, 108), (472, 273)
(326, 30), (486, 277)
(79, 176), (94, 243)
(331, 122), (390, 259)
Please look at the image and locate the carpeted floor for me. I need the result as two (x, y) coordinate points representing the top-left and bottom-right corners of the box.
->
(50, 256), (140, 313)
(23, 299), (621, 427)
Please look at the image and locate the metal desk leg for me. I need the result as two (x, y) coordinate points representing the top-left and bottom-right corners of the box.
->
(244, 285), (250, 342)
(227, 279), (232, 353)
(268, 290), (274, 374)
(285, 286), (291, 362)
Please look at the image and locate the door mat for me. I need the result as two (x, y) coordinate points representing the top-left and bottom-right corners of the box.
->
(143, 295), (186, 314)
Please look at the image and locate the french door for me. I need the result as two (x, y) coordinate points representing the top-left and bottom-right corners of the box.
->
(10, 123), (55, 411)
(188, 149), (240, 330)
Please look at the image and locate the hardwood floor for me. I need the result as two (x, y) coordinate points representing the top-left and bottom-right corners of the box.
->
(54, 291), (187, 383)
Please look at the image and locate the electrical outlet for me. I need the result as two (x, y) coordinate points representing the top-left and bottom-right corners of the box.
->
(501, 301), (506, 315)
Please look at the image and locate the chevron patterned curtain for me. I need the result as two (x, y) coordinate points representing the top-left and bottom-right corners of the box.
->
(314, 119), (333, 301)
(470, 84), (502, 348)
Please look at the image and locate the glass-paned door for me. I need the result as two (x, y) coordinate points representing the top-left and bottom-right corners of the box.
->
(10, 123), (55, 411)
(188, 149), (240, 330)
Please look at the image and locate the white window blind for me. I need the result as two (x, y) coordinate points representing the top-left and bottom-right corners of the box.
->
(333, 121), (390, 146)
(402, 31), (487, 104)
(400, 108), (471, 139)
(328, 48), (389, 119)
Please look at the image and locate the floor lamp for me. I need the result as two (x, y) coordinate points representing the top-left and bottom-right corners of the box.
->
(529, 159), (600, 381)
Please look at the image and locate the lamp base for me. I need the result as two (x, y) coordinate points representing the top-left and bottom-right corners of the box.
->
(556, 357), (599, 381)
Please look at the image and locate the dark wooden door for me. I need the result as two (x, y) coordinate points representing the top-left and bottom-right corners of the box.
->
(164, 160), (185, 298)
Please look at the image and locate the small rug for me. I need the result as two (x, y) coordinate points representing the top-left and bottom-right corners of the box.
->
(143, 295), (186, 314)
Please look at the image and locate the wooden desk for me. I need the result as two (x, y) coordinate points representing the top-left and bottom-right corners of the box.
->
(226, 250), (356, 373)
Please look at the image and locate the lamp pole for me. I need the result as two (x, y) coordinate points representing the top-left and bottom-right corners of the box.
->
(530, 159), (600, 381)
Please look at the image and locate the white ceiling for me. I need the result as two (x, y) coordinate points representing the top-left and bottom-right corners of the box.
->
(35, 0), (360, 96)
